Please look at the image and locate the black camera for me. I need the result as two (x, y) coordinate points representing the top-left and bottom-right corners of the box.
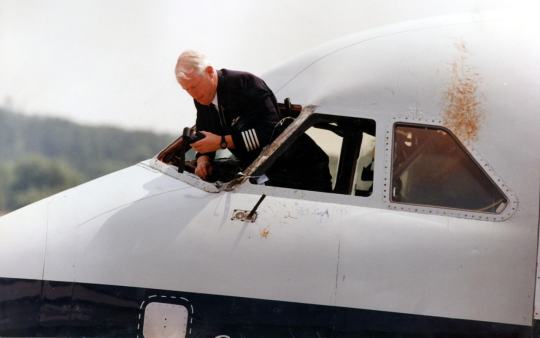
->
(183, 127), (205, 144)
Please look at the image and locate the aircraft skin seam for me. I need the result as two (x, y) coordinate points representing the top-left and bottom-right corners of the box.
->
(40, 200), (52, 282)
(76, 186), (192, 228)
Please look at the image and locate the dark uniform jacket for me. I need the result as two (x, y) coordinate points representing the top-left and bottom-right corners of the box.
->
(195, 69), (332, 192)
(194, 69), (280, 165)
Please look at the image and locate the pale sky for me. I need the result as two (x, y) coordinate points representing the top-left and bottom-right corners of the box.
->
(0, 0), (524, 134)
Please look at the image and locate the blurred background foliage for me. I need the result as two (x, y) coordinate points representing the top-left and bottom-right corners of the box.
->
(0, 107), (174, 213)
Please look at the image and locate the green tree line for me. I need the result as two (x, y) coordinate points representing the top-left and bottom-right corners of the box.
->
(0, 108), (174, 213)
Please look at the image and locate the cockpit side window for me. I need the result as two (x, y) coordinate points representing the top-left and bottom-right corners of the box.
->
(257, 114), (376, 196)
(391, 124), (507, 213)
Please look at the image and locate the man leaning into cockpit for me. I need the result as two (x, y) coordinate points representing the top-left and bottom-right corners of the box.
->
(174, 50), (332, 193)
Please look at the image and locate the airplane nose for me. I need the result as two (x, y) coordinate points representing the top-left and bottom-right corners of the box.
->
(0, 200), (49, 281)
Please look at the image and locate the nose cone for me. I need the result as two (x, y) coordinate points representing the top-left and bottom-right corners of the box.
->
(0, 160), (194, 283)
(0, 199), (49, 280)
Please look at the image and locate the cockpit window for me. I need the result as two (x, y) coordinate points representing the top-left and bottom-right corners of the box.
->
(259, 113), (376, 195)
(391, 124), (507, 213)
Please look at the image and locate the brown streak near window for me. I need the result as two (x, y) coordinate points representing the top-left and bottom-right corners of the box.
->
(442, 41), (484, 143)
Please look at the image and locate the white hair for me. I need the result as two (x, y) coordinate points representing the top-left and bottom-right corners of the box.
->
(175, 50), (211, 80)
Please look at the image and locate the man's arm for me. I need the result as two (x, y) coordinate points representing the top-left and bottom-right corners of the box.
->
(195, 154), (213, 180)
(191, 133), (235, 153)
(194, 101), (217, 160)
(192, 133), (234, 181)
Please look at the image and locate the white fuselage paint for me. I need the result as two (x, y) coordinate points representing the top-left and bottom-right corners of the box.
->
(0, 11), (539, 329)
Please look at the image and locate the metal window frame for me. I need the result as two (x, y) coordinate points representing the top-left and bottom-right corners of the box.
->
(384, 116), (518, 222)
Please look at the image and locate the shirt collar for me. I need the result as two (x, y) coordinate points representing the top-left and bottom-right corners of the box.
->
(212, 70), (220, 107)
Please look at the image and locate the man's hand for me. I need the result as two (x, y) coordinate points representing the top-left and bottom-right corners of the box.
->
(191, 131), (220, 153)
(195, 155), (213, 180)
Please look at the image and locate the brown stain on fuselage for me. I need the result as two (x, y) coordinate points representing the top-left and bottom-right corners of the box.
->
(442, 41), (483, 143)
(260, 227), (270, 239)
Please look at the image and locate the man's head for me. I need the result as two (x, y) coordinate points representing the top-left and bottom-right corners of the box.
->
(175, 50), (218, 106)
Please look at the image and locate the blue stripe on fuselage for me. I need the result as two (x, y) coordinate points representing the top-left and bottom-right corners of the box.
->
(0, 277), (532, 337)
